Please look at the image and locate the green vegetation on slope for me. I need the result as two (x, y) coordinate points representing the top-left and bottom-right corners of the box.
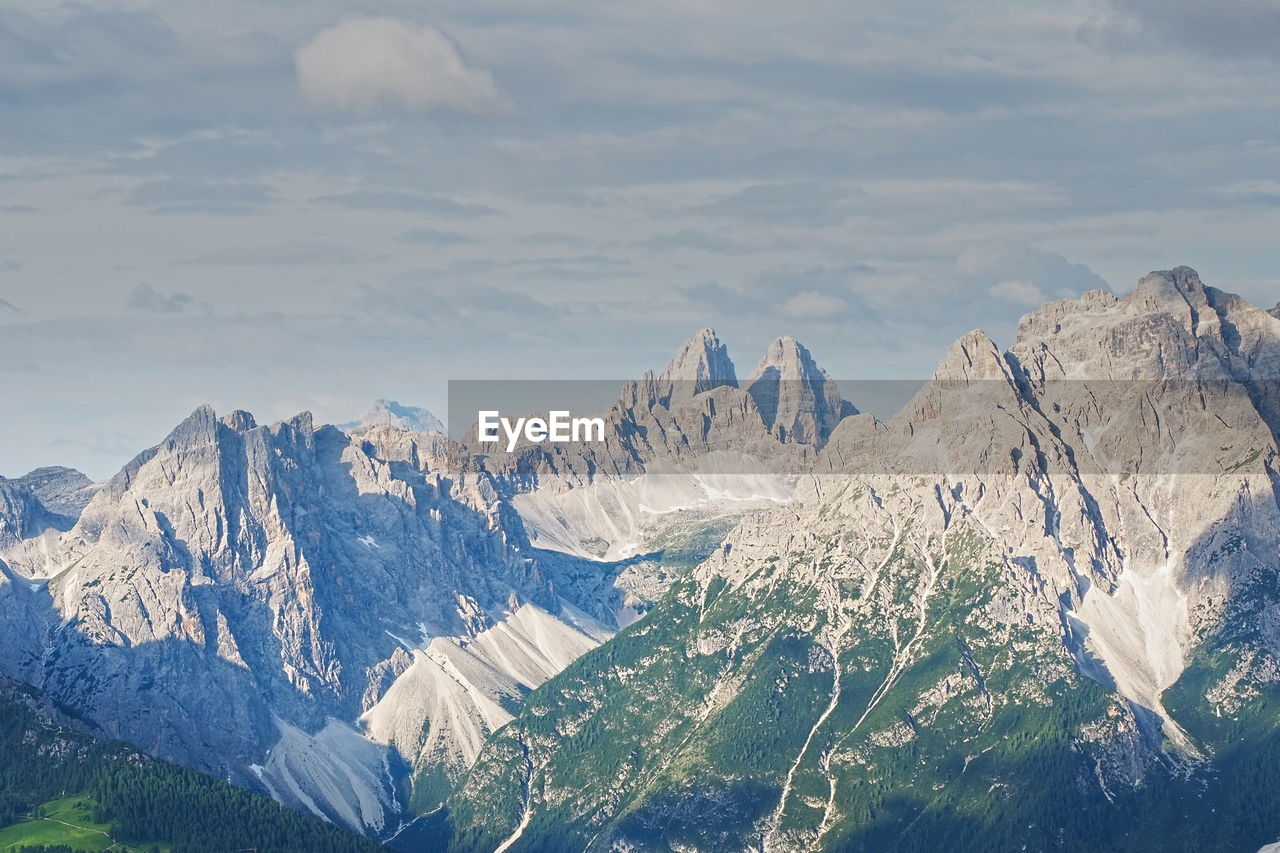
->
(0, 795), (164, 852)
(443, 515), (1280, 853)
(0, 679), (385, 853)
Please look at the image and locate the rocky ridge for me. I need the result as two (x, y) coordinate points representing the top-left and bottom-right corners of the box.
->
(0, 328), (854, 838)
(444, 268), (1280, 853)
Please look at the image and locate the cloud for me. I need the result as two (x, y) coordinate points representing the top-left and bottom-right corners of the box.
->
(124, 178), (278, 215)
(678, 265), (872, 324)
(0, 298), (19, 313)
(0, 204), (37, 214)
(987, 279), (1047, 307)
(636, 229), (735, 252)
(0, 8), (293, 157)
(395, 227), (478, 246)
(695, 181), (857, 227)
(0, 8), (179, 93)
(354, 280), (556, 324)
(1219, 180), (1280, 201)
(408, 254), (638, 283)
(127, 283), (210, 315)
(296, 17), (508, 116)
(781, 290), (850, 319)
(955, 244), (1110, 304)
(176, 241), (378, 266)
(312, 189), (494, 215)
(49, 431), (146, 459)
(1081, 0), (1280, 60)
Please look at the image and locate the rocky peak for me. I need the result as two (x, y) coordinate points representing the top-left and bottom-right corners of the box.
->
(4, 466), (95, 519)
(1122, 266), (1217, 337)
(932, 329), (1010, 384)
(163, 404), (220, 452)
(1270, 302), (1280, 320)
(339, 400), (444, 435)
(746, 336), (852, 445)
(221, 410), (259, 433)
(656, 328), (738, 407)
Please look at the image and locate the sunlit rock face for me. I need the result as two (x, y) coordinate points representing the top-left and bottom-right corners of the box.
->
(446, 269), (1280, 853)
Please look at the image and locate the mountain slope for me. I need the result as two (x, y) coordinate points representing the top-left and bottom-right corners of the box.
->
(442, 268), (1280, 853)
(0, 328), (857, 837)
(0, 673), (384, 853)
(0, 409), (586, 832)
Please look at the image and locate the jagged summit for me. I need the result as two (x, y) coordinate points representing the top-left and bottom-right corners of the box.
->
(339, 399), (445, 435)
(646, 329), (853, 442)
(220, 409), (258, 432)
(655, 327), (738, 407)
(1270, 302), (1280, 320)
(930, 328), (1009, 382)
(746, 335), (853, 444)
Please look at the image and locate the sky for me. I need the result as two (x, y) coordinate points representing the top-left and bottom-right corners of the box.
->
(2, 0), (1279, 479)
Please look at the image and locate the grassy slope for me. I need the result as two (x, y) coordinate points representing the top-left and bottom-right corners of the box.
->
(0, 795), (168, 852)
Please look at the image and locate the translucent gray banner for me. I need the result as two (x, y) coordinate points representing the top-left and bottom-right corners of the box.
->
(443, 378), (1280, 476)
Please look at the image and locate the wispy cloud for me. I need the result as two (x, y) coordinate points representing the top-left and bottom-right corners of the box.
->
(311, 189), (495, 215)
(1081, 0), (1280, 61)
(127, 282), (211, 315)
(395, 227), (478, 246)
(176, 241), (379, 266)
(636, 229), (735, 252)
(123, 178), (278, 215)
(694, 181), (858, 227)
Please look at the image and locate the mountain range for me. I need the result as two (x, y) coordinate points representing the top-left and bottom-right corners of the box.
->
(2, 267), (1279, 852)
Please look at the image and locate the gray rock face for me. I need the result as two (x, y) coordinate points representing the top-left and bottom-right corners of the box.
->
(747, 336), (854, 445)
(653, 327), (739, 407)
(8, 466), (97, 518)
(12, 269), (1273, 851)
(0, 327), (857, 834)
(488, 331), (852, 563)
(338, 399), (445, 435)
(0, 406), (595, 833)
(0, 483), (60, 550)
(0, 467), (96, 557)
(448, 268), (1280, 852)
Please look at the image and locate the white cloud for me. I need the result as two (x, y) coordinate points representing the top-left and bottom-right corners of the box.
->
(127, 283), (211, 315)
(987, 279), (1046, 306)
(1220, 179), (1280, 199)
(295, 18), (507, 116)
(781, 290), (849, 319)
